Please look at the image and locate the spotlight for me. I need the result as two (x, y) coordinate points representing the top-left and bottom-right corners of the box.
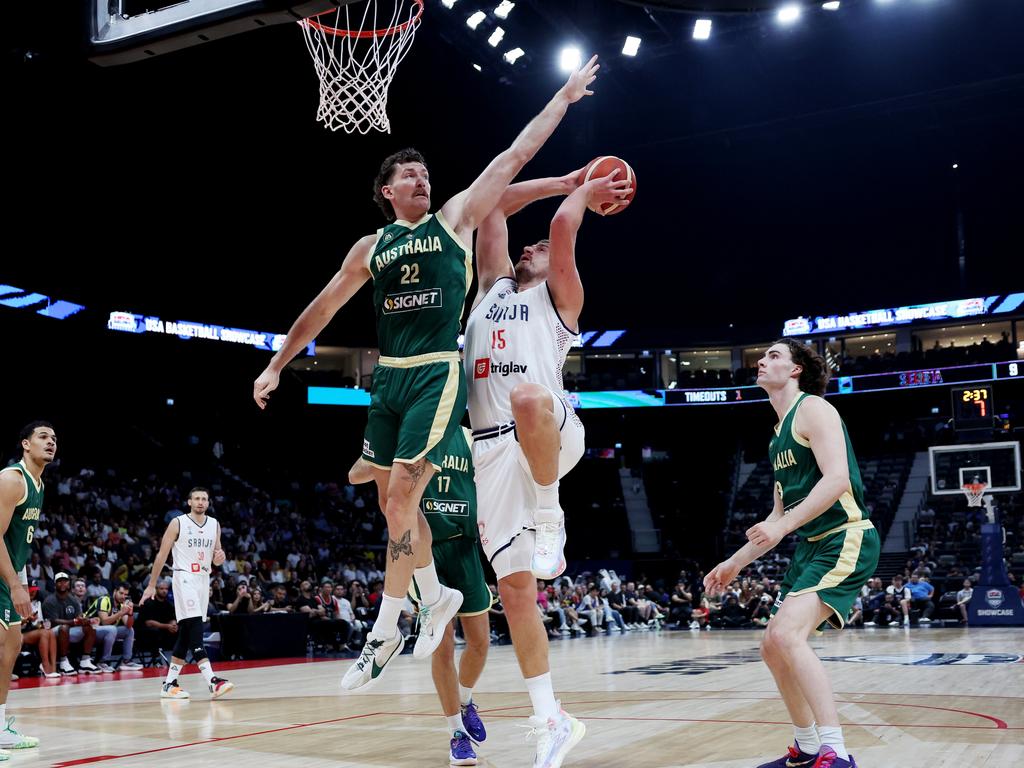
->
(822, 1), (841, 9)
(504, 47), (525, 64)
(559, 46), (582, 72)
(693, 19), (712, 40)
(494, 1), (515, 19)
(488, 26), (505, 47)
(472, 63), (482, 71)
(777, 4), (801, 24)
(622, 36), (641, 56)
(441, 0), (457, 8)
(466, 11), (486, 29)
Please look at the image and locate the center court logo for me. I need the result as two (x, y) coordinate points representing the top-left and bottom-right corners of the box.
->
(382, 289), (442, 314)
(423, 498), (469, 516)
(821, 653), (1022, 665)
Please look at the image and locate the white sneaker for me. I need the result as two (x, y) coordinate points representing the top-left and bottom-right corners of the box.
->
(58, 659), (77, 676)
(119, 660), (144, 671)
(864, 621), (876, 627)
(97, 662), (116, 673)
(161, 680), (190, 699)
(38, 665), (60, 679)
(341, 630), (405, 690)
(0, 716), (39, 749)
(526, 707), (586, 768)
(413, 585), (464, 660)
(903, 617), (910, 627)
(532, 508), (567, 580)
(79, 658), (101, 674)
(920, 617), (931, 623)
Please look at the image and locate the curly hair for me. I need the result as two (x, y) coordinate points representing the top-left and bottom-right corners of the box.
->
(774, 339), (830, 396)
(373, 148), (427, 221)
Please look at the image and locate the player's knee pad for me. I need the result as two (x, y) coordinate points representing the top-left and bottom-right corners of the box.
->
(186, 617), (206, 658)
(172, 629), (190, 659)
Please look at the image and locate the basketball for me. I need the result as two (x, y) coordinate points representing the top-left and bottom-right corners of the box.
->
(579, 156), (637, 216)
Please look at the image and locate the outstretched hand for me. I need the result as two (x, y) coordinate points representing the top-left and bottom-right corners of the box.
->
(562, 54), (600, 103)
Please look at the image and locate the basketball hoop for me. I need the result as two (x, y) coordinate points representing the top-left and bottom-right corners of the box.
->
(961, 482), (988, 507)
(299, 0), (424, 134)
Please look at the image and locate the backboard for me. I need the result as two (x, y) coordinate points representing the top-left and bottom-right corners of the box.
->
(929, 441), (1022, 496)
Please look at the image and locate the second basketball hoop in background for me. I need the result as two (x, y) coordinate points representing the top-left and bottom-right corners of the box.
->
(298, 0), (424, 134)
(579, 156), (637, 215)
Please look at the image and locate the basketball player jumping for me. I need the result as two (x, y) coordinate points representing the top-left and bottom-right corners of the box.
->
(0, 421), (57, 756)
(464, 170), (630, 768)
(350, 426), (492, 766)
(141, 487), (233, 700)
(705, 340), (880, 768)
(253, 55), (602, 691)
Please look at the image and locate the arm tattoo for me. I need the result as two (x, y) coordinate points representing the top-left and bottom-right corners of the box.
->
(389, 529), (413, 562)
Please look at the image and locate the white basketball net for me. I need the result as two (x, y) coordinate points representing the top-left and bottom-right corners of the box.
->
(962, 482), (987, 507)
(299, 0), (423, 134)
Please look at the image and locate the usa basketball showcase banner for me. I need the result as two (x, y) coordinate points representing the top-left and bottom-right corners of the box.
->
(968, 521), (1024, 626)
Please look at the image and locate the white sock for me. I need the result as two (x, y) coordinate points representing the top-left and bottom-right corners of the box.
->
(459, 683), (473, 707)
(371, 594), (405, 638)
(414, 560), (442, 605)
(794, 722), (820, 754)
(817, 725), (848, 760)
(165, 662), (183, 686)
(197, 659), (215, 685)
(524, 672), (559, 721)
(535, 480), (559, 511)
(446, 713), (466, 736)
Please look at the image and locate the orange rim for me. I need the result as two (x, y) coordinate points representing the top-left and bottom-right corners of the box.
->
(305, 0), (424, 39)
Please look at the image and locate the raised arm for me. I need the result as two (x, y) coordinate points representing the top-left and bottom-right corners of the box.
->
(475, 174), (580, 306)
(546, 170), (633, 330)
(441, 56), (600, 237)
(139, 518), (178, 605)
(253, 233), (376, 409)
(0, 472), (31, 618)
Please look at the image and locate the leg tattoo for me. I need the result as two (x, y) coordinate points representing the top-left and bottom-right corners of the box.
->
(389, 529), (413, 562)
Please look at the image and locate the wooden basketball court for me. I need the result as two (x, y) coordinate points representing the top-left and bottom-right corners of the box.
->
(9, 626), (1022, 767)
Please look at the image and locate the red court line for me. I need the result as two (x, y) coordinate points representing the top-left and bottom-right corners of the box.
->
(53, 700), (1020, 767)
(50, 711), (378, 767)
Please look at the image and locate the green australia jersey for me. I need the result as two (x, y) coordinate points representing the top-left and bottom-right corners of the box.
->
(769, 393), (869, 539)
(369, 212), (473, 358)
(1, 462), (43, 573)
(421, 427), (477, 541)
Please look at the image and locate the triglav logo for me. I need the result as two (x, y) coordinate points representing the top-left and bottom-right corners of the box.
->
(382, 289), (442, 314)
(474, 358), (490, 379)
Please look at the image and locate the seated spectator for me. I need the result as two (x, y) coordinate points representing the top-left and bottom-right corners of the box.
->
(92, 584), (143, 671)
(907, 572), (935, 624)
(886, 575), (912, 626)
(751, 594), (773, 627)
(269, 585), (293, 613)
(668, 582), (693, 628)
(599, 588), (627, 632)
(955, 579), (973, 625)
(227, 582), (252, 614)
(247, 586), (272, 614)
(137, 578), (178, 655)
(487, 584), (508, 640)
(847, 596), (864, 627)
(312, 580), (354, 652)
(42, 572), (100, 674)
(537, 580), (569, 633)
(21, 588), (60, 678)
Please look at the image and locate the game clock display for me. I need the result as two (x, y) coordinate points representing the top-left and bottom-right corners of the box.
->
(952, 385), (995, 430)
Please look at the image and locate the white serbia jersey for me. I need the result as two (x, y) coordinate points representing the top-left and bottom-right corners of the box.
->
(172, 514), (218, 575)
(465, 277), (579, 429)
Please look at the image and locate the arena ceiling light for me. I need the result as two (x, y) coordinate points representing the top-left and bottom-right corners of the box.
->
(622, 35), (641, 56)
(466, 10), (486, 29)
(693, 19), (712, 40)
(777, 4), (802, 24)
(488, 26), (505, 47)
(504, 47), (525, 64)
(559, 46), (582, 72)
(441, 0), (458, 8)
(822, 1), (841, 9)
(493, 1), (515, 19)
